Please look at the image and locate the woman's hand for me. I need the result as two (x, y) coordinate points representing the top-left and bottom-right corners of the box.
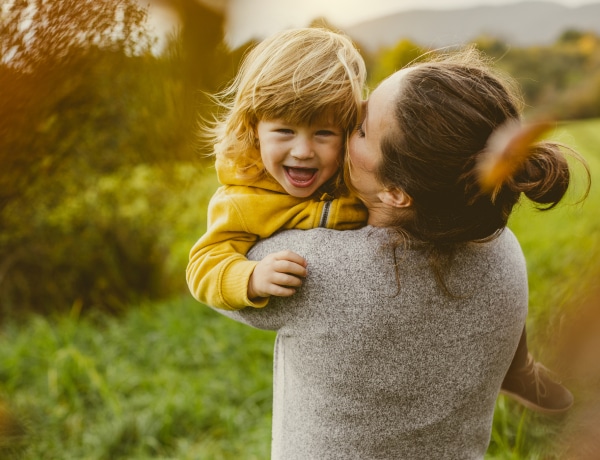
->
(248, 250), (307, 300)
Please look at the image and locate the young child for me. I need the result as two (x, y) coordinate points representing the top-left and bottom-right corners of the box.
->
(186, 27), (368, 311)
(186, 30), (573, 415)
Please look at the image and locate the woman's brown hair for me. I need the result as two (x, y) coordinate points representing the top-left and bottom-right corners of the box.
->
(376, 47), (590, 289)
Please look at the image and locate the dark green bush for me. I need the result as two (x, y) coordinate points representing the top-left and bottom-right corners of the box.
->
(0, 164), (217, 316)
(0, 0), (229, 316)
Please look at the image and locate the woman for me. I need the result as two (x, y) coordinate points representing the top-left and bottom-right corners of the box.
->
(208, 48), (588, 458)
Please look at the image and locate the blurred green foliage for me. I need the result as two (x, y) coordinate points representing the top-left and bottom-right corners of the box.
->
(1, 0), (599, 316)
(0, 0), (230, 315)
(0, 162), (219, 315)
(475, 30), (600, 121)
(363, 30), (600, 121)
(0, 295), (275, 459)
(365, 39), (429, 87)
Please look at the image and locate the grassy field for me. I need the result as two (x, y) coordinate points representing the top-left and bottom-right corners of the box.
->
(1, 119), (599, 459)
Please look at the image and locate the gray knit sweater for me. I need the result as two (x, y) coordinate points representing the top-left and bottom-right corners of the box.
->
(212, 226), (528, 459)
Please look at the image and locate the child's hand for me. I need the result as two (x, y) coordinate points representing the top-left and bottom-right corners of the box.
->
(248, 250), (307, 300)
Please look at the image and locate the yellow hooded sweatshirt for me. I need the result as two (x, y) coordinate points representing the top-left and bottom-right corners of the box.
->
(186, 157), (367, 310)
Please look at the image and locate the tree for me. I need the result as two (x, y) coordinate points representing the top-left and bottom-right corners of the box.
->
(0, 0), (152, 71)
(0, 0), (156, 213)
(0, 0), (232, 315)
(367, 39), (427, 87)
(475, 31), (600, 120)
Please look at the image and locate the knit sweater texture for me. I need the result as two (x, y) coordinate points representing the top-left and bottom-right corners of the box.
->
(212, 225), (528, 459)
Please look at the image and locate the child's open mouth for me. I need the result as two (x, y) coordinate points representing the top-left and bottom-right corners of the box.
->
(284, 167), (318, 188)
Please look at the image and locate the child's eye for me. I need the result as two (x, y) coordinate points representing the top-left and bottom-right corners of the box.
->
(315, 130), (336, 137)
(276, 128), (294, 135)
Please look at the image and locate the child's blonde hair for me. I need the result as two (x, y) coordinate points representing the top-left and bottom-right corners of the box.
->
(210, 27), (366, 180)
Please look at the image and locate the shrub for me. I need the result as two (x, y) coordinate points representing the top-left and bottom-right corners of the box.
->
(0, 164), (218, 316)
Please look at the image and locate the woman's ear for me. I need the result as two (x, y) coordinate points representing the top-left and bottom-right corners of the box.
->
(377, 188), (412, 208)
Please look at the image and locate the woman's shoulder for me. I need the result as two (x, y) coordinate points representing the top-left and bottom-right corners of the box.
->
(472, 227), (524, 260)
(248, 226), (386, 261)
(452, 228), (527, 286)
(249, 225), (524, 267)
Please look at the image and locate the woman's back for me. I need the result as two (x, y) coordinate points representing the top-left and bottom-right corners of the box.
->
(218, 226), (528, 459)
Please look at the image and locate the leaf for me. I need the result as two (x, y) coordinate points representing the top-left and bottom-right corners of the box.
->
(477, 119), (554, 194)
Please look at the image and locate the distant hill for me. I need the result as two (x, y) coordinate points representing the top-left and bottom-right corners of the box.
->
(345, 1), (600, 51)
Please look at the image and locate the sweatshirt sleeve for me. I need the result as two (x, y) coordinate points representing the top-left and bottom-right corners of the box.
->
(186, 183), (366, 311)
(186, 188), (268, 311)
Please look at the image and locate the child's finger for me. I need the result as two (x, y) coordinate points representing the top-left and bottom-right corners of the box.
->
(273, 259), (307, 278)
(272, 250), (307, 267)
(272, 272), (303, 288)
(266, 285), (298, 297)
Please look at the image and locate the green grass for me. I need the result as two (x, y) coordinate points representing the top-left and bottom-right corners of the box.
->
(1, 118), (599, 459)
(0, 298), (275, 459)
(486, 118), (600, 459)
(509, 118), (600, 346)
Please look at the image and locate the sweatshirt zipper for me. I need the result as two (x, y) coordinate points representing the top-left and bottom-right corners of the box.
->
(319, 200), (332, 228)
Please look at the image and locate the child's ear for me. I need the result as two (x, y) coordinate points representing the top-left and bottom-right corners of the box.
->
(377, 188), (412, 208)
(251, 124), (261, 149)
(252, 130), (260, 149)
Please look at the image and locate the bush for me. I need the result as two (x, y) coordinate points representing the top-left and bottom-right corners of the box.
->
(0, 164), (218, 316)
(0, 0), (231, 316)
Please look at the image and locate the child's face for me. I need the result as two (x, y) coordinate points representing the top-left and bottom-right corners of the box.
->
(256, 118), (343, 198)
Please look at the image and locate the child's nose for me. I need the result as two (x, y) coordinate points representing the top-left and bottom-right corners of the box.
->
(291, 138), (314, 160)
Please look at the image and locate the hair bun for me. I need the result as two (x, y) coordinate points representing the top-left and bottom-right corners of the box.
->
(477, 119), (553, 198)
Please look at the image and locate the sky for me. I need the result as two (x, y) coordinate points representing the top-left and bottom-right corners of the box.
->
(143, 0), (600, 50)
(224, 0), (600, 47)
